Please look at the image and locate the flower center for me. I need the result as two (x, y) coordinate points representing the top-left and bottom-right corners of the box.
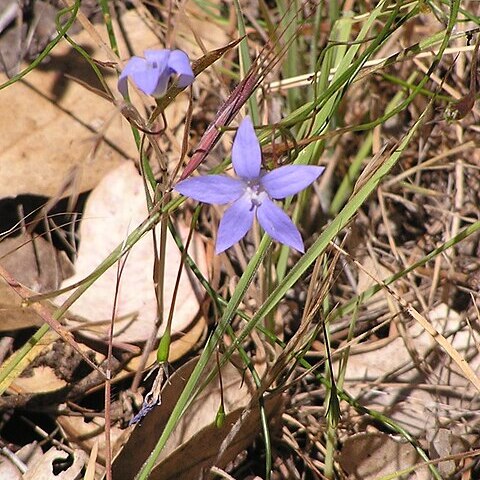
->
(245, 180), (267, 209)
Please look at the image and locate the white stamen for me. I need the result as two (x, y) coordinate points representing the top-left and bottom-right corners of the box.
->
(245, 180), (268, 207)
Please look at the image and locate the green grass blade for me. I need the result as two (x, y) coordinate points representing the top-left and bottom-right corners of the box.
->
(97, 0), (120, 56)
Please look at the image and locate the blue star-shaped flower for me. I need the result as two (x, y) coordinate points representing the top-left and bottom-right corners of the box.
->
(175, 116), (324, 254)
(118, 49), (194, 98)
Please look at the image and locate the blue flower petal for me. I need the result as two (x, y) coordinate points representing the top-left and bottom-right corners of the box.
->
(150, 74), (171, 97)
(256, 197), (304, 252)
(175, 176), (245, 204)
(261, 165), (325, 199)
(119, 49), (194, 98)
(144, 50), (172, 96)
(232, 116), (262, 180)
(118, 56), (147, 97)
(144, 50), (171, 71)
(168, 50), (194, 88)
(216, 195), (255, 253)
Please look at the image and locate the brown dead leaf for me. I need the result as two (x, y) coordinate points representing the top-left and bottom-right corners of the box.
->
(0, 275), (43, 331)
(22, 447), (87, 480)
(150, 395), (282, 480)
(0, 441), (43, 480)
(0, 51), (129, 199)
(155, 358), (256, 462)
(0, 233), (73, 331)
(57, 161), (207, 344)
(0, 455), (22, 480)
(17, 441), (44, 466)
(0, 5), (231, 198)
(338, 432), (429, 480)
(7, 331), (102, 399)
(11, 365), (67, 394)
(57, 415), (128, 467)
(0, 10), (174, 198)
(112, 355), (282, 480)
(426, 428), (470, 478)
(338, 303), (480, 435)
(0, 233), (73, 291)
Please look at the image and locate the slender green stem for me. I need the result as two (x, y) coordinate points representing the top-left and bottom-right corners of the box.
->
(62, 35), (113, 97)
(97, 0), (120, 56)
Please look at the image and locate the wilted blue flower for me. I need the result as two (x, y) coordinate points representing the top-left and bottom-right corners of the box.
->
(175, 116), (324, 254)
(118, 49), (194, 98)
